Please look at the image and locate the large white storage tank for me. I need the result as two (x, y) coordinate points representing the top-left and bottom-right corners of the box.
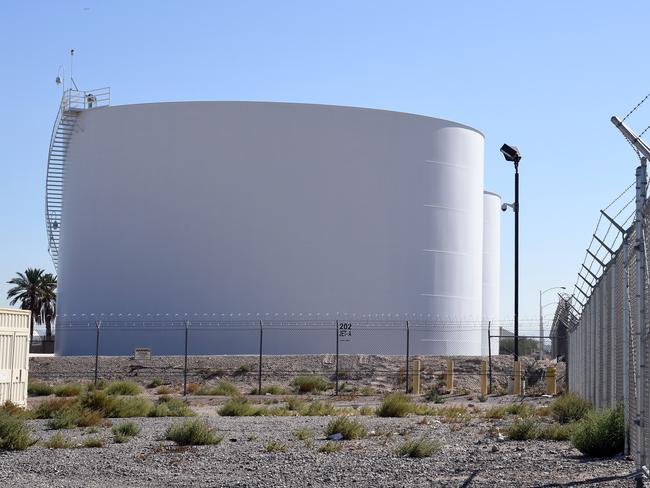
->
(51, 99), (494, 356)
(0, 308), (30, 406)
(482, 191), (501, 355)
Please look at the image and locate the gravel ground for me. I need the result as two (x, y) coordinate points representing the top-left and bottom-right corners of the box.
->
(0, 411), (641, 487)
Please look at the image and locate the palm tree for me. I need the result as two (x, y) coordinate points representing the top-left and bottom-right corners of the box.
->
(6, 268), (57, 346)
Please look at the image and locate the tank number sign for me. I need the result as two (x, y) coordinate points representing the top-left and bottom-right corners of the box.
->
(339, 322), (352, 341)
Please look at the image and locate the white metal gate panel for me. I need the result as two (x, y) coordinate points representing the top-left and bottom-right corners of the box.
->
(0, 308), (30, 406)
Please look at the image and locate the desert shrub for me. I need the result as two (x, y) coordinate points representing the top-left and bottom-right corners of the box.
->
(0, 411), (34, 450)
(156, 386), (173, 395)
(360, 386), (375, 396)
(86, 380), (107, 392)
(53, 383), (84, 397)
(300, 401), (336, 416)
(291, 375), (329, 394)
(324, 418), (367, 440)
(537, 423), (575, 441)
(293, 427), (313, 440)
(284, 396), (306, 412)
(376, 393), (413, 418)
(219, 397), (264, 416)
(396, 437), (441, 458)
(432, 405), (470, 423)
(251, 385), (286, 395)
(197, 380), (239, 396)
(48, 408), (81, 430)
(425, 387), (444, 404)
(265, 440), (287, 452)
(550, 393), (592, 424)
(319, 441), (342, 453)
(32, 397), (78, 419)
(79, 391), (115, 415)
(483, 405), (507, 419)
(506, 419), (539, 440)
(504, 403), (534, 418)
(186, 383), (200, 395)
(235, 364), (253, 375)
(86, 426), (100, 434)
(112, 421), (141, 438)
(28, 381), (53, 396)
(105, 380), (142, 396)
(149, 396), (195, 417)
(147, 378), (163, 388)
(571, 406), (624, 457)
(107, 397), (153, 418)
(114, 433), (129, 443)
(359, 406), (375, 416)
(82, 436), (104, 448)
(43, 432), (74, 449)
(0, 401), (28, 419)
(165, 419), (223, 445)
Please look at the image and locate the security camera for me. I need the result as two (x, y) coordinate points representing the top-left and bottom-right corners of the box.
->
(500, 144), (522, 164)
(501, 203), (508, 212)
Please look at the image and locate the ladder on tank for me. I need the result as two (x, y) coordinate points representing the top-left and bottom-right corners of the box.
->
(45, 88), (110, 270)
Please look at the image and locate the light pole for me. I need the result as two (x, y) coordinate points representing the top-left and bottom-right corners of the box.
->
(500, 144), (521, 361)
(539, 286), (566, 359)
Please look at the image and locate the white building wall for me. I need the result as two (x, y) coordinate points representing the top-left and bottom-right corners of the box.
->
(55, 102), (486, 355)
(0, 308), (30, 406)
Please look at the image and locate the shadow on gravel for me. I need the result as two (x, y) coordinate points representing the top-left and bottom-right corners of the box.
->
(459, 470), (479, 487)
(532, 471), (638, 487)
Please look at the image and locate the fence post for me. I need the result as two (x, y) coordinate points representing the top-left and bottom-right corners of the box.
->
(514, 360), (522, 396)
(480, 360), (488, 396)
(487, 321), (493, 394)
(446, 359), (454, 393)
(623, 236), (630, 456)
(412, 359), (421, 395)
(94, 320), (101, 386)
(335, 320), (339, 396)
(405, 321), (410, 394)
(183, 320), (189, 396)
(258, 320), (263, 395)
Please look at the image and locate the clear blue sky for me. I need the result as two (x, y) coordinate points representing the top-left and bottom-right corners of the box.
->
(2, 1), (649, 334)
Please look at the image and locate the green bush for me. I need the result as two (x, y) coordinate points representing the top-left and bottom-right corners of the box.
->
(293, 427), (313, 440)
(264, 440), (287, 452)
(0, 401), (28, 419)
(360, 386), (375, 396)
(251, 384), (287, 395)
(48, 408), (80, 430)
(300, 400), (336, 416)
(236, 364), (253, 375)
(219, 397), (265, 416)
(376, 393), (413, 418)
(396, 437), (441, 458)
(79, 391), (115, 415)
(105, 380), (142, 396)
(425, 387), (444, 404)
(165, 419), (223, 445)
(537, 423), (575, 441)
(291, 375), (329, 394)
(284, 396), (306, 412)
(149, 396), (195, 417)
(550, 393), (592, 424)
(107, 397), (153, 418)
(53, 383), (84, 397)
(197, 380), (239, 396)
(148, 378), (163, 388)
(43, 432), (74, 449)
(324, 417), (367, 440)
(28, 381), (53, 396)
(32, 398), (76, 419)
(319, 441), (342, 453)
(156, 386), (173, 395)
(571, 406), (624, 457)
(359, 406), (375, 416)
(112, 421), (141, 437)
(0, 411), (34, 450)
(483, 405), (507, 419)
(505, 419), (539, 440)
(82, 436), (104, 448)
(504, 403), (534, 418)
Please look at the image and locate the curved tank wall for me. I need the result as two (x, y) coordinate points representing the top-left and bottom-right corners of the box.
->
(54, 101), (487, 355)
(482, 191), (501, 356)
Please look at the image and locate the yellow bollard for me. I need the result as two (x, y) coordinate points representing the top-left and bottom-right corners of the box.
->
(546, 366), (557, 395)
(411, 359), (421, 395)
(513, 360), (522, 396)
(480, 360), (488, 396)
(446, 359), (454, 393)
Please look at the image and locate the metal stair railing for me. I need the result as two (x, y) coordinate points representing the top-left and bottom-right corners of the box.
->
(45, 88), (110, 270)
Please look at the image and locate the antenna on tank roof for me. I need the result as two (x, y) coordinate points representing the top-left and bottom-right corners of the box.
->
(69, 49), (78, 90)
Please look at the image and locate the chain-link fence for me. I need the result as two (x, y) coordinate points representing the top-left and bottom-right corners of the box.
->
(566, 160), (649, 478)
